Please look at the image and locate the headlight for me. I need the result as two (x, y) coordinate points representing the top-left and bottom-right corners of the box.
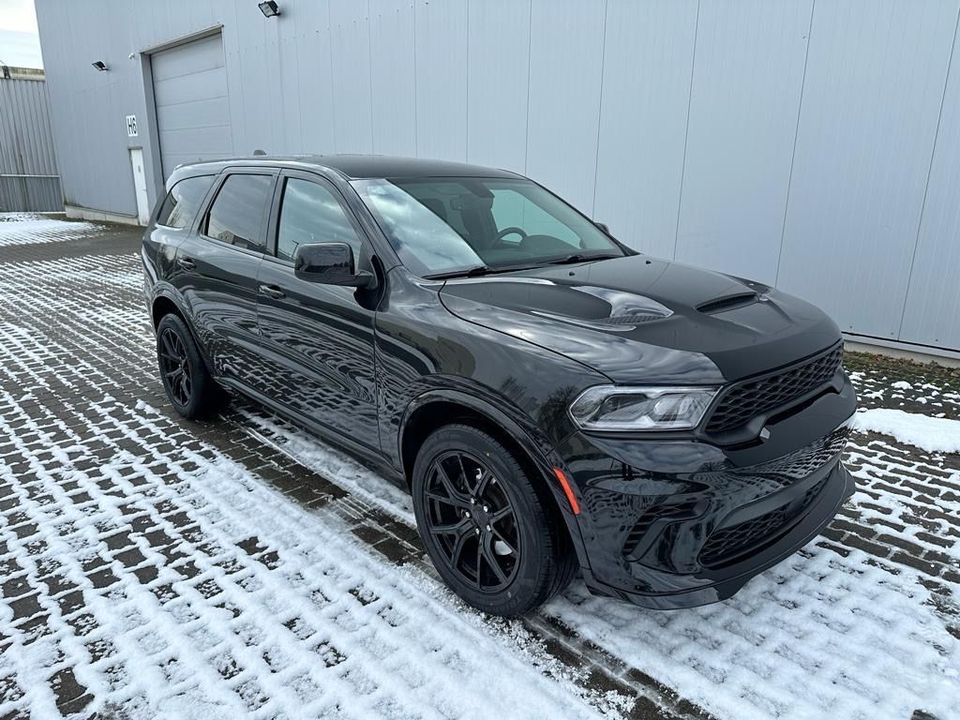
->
(569, 385), (718, 431)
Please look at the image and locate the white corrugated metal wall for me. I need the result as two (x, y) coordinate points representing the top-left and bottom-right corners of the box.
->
(33, 0), (960, 353)
(0, 74), (63, 212)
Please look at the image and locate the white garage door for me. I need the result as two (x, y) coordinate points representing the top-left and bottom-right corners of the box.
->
(152, 33), (233, 179)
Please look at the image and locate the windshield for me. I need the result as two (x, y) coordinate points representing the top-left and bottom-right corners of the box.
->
(351, 176), (626, 277)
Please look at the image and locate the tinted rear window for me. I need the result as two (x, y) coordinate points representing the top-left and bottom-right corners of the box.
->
(204, 174), (274, 252)
(156, 175), (214, 229)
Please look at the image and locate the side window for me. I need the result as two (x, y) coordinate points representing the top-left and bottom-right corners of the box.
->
(490, 188), (580, 247)
(204, 174), (274, 252)
(156, 175), (214, 229)
(276, 177), (362, 262)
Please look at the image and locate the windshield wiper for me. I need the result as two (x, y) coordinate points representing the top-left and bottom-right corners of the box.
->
(426, 261), (547, 280)
(425, 264), (495, 280)
(426, 253), (621, 280)
(546, 252), (623, 266)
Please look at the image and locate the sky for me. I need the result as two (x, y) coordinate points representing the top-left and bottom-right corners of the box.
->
(0, 0), (43, 68)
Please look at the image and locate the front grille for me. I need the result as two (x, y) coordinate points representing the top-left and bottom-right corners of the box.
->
(699, 477), (828, 569)
(705, 344), (843, 434)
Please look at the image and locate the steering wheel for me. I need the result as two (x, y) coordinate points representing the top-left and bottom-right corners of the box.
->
(494, 226), (528, 246)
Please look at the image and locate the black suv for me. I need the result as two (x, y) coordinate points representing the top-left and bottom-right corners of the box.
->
(142, 155), (856, 617)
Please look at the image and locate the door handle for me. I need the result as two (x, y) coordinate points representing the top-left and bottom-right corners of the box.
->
(176, 256), (196, 270)
(258, 284), (286, 299)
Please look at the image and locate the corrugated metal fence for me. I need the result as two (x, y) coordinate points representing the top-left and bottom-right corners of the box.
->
(0, 72), (63, 212)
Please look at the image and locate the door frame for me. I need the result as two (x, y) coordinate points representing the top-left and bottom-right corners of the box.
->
(264, 168), (374, 261)
(129, 147), (151, 225)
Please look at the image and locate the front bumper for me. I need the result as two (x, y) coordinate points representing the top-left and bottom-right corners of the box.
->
(559, 376), (857, 609)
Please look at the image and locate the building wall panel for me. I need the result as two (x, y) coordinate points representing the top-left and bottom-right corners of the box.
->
(466, 0), (530, 173)
(778, 0), (960, 339)
(525, 0), (606, 214)
(370, 0), (417, 157)
(592, 0), (697, 259)
(328, 0), (373, 154)
(899, 20), (960, 349)
(676, 0), (813, 286)
(414, 0), (469, 160)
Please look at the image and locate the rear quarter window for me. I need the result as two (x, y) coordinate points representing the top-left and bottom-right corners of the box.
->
(156, 175), (215, 229)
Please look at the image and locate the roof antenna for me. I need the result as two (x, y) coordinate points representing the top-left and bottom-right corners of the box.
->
(252, 149), (266, 156)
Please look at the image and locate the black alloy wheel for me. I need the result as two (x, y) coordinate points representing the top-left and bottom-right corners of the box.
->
(412, 424), (577, 617)
(155, 313), (224, 420)
(424, 450), (521, 592)
(158, 326), (192, 407)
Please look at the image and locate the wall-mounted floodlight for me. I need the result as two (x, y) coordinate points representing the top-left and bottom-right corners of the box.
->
(92, 60), (109, 71)
(258, 1), (280, 17)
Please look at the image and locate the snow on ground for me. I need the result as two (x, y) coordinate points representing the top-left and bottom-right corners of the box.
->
(0, 213), (103, 247)
(249, 394), (960, 720)
(241, 410), (416, 527)
(2, 216), (959, 720)
(851, 408), (960, 455)
(0, 396), (607, 720)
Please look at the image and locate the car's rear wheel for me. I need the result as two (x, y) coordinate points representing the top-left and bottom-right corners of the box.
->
(156, 313), (224, 419)
(412, 424), (576, 616)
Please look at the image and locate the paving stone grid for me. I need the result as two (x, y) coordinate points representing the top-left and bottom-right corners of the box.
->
(0, 218), (957, 720)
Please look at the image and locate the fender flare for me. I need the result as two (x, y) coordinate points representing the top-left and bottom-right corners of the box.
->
(150, 284), (192, 328)
(149, 286), (215, 374)
(398, 387), (589, 566)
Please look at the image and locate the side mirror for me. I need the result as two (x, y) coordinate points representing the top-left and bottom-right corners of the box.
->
(294, 242), (376, 288)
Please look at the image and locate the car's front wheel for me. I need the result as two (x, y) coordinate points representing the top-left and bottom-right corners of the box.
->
(156, 313), (224, 420)
(411, 424), (576, 617)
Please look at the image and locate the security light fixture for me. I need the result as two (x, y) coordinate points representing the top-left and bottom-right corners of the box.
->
(92, 61), (108, 71)
(258, 1), (280, 18)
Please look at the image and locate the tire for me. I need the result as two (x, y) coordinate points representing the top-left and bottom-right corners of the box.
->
(411, 424), (577, 617)
(155, 313), (225, 420)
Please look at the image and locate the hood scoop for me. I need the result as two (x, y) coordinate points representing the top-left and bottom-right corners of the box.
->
(525, 286), (674, 332)
(600, 312), (670, 325)
(530, 308), (669, 332)
(697, 292), (759, 315)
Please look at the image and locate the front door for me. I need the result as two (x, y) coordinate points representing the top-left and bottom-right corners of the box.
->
(255, 171), (380, 452)
(173, 169), (276, 391)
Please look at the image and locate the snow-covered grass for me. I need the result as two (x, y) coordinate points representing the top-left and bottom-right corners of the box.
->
(851, 408), (960, 454)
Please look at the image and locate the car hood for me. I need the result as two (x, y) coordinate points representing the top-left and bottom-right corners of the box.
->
(438, 254), (841, 385)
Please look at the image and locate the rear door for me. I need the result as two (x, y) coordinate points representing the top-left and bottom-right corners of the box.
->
(143, 172), (217, 287)
(173, 167), (277, 390)
(255, 170), (380, 452)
